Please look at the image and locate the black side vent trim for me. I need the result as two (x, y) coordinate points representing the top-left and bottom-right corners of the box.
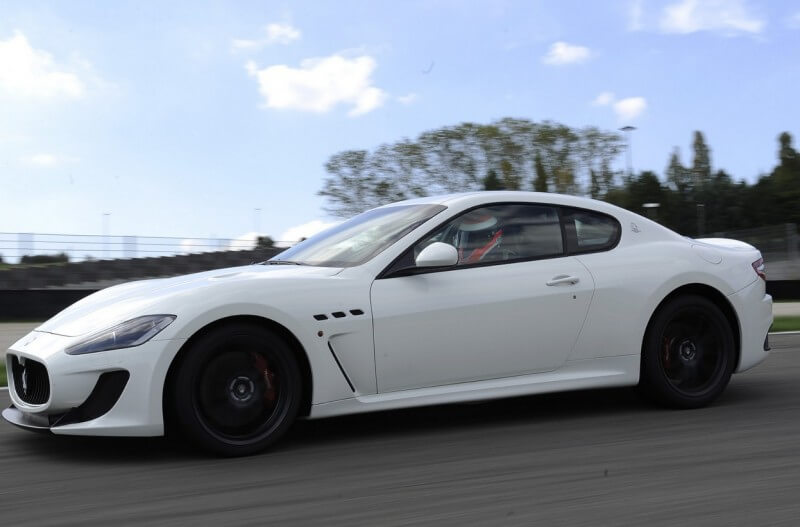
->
(327, 342), (355, 393)
(349, 309), (364, 316)
(331, 311), (346, 319)
(313, 314), (328, 321)
(52, 370), (130, 427)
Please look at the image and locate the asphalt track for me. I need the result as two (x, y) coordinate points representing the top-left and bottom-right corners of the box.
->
(1, 335), (799, 526)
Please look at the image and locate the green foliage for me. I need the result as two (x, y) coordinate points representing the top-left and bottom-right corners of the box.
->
(319, 122), (800, 237)
(256, 236), (275, 248)
(20, 253), (69, 265)
(533, 152), (548, 192)
(692, 131), (711, 187)
(772, 316), (800, 333)
(483, 169), (504, 190)
(319, 118), (623, 217)
(0, 362), (5, 387)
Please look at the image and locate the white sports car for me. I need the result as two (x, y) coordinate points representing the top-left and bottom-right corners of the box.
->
(4, 192), (773, 455)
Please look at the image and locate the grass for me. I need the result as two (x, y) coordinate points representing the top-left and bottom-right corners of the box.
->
(773, 316), (800, 333)
(0, 362), (5, 388)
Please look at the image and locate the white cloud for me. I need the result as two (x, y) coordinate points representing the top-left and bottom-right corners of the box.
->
(0, 31), (87, 99)
(397, 93), (418, 105)
(232, 22), (301, 51)
(628, 0), (644, 31)
(277, 220), (339, 247)
(245, 54), (388, 116)
(592, 91), (615, 106)
(541, 41), (592, 65)
(613, 97), (647, 121)
(264, 22), (301, 44)
(20, 153), (79, 167)
(659, 0), (765, 35)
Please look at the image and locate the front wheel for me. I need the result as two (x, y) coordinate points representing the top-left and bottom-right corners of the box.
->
(640, 295), (735, 408)
(170, 323), (302, 456)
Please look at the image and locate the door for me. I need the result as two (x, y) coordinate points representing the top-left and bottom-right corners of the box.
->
(370, 203), (595, 393)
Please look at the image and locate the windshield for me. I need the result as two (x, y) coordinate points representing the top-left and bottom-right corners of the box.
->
(270, 204), (446, 267)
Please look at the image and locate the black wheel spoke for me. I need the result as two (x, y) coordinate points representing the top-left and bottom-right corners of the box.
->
(194, 346), (285, 441)
(659, 306), (727, 396)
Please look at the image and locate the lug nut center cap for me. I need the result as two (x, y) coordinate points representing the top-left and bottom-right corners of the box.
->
(679, 340), (697, 361)
(229, 376), (255, 402)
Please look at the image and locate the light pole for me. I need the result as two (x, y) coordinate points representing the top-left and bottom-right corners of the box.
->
(697, 203), (706, 237)
(102, 212), (111, 259)
(254, 208), (261, 235)
(619, 126), (637, 178)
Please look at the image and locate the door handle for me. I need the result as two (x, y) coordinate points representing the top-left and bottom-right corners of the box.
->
(546, 275), (580, 286)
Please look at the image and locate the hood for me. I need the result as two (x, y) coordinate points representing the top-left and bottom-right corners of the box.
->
(36, 264), (342, 337)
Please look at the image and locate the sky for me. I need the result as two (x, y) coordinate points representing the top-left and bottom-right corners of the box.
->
(1, 0), (799, 246)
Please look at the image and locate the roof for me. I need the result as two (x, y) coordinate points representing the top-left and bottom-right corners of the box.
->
(382, 191), (623, 213)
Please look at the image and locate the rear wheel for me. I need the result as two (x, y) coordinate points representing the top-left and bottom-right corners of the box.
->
(640, 295), (735, 408)
(171, 322), (302, 456)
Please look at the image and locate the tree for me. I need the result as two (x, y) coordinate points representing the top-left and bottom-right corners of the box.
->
(256, 236), (275, 248)
(483, 169), (504, 190)
(20, 253), (69, 265)
(318, 118), (623, 216)
(691, 131), (711, 188)
(533, 151), (548, 192)
(769, 132), (800, 224)
(317, 125), (800, 236)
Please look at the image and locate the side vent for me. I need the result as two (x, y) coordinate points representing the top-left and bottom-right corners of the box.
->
(327, 342), (355, 392)
(313, 309), (365, 321)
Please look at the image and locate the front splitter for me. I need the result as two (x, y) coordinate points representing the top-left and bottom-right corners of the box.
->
(2, 405), (52, 433)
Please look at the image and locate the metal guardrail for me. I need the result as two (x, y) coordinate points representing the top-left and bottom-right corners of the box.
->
(1, 224), (797, 278)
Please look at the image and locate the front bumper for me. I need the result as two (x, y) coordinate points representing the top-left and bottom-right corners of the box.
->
(4, 330), (185, 437)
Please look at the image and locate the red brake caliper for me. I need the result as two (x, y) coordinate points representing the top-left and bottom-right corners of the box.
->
(251, 353), (277, 403)
(663, 337), (674, 369)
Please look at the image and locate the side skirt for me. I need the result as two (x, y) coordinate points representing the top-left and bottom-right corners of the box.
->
(307, 354), (640, 420)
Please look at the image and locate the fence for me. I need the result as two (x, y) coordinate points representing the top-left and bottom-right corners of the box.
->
(1, 224), (798, 278)
(0, 232), (294, 264)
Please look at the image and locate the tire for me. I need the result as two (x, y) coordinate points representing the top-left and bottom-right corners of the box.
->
(639, 295), (735, 409)
(170, 322), (302, 456)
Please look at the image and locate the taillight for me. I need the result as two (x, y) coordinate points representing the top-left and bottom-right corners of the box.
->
(752, 258), (766, 281)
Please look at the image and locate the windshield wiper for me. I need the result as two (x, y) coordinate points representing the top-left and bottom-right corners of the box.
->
(262, 260), (309, 266)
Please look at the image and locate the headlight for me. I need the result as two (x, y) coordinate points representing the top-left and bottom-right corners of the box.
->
(65, 315), (176, 355)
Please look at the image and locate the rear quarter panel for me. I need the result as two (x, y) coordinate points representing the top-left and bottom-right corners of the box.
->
(568, 215), (755, 362)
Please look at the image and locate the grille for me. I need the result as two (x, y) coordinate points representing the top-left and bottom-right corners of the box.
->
(10, 355), (50, 405)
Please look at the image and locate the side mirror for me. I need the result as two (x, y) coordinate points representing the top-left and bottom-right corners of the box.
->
(415, 242), (459, 268)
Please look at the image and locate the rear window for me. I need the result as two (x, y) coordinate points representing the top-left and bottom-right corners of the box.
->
(562, 208), (620, 254)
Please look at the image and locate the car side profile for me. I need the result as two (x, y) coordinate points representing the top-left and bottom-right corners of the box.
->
(3, 191), (773, 456)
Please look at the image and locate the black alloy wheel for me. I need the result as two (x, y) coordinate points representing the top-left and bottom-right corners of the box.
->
(171, 322), (302, 456)
(640, 295), (735, 408)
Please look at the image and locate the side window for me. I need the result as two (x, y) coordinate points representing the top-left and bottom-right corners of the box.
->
(562, 208), (620, 254)
(414, 204), (564, 267)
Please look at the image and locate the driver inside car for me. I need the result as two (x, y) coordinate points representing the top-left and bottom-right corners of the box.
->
(454, 210), (504, 264)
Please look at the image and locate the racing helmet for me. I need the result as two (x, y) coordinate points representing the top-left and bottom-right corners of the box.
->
(455, 210), (503, 263)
